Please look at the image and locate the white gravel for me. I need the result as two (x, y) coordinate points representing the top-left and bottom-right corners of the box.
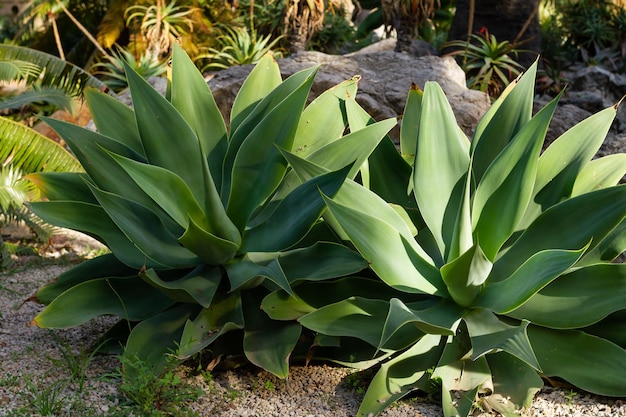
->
(1, 231), (625, 416)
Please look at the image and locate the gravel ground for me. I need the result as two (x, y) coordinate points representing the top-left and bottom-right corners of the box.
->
(1, 231), (625, 416)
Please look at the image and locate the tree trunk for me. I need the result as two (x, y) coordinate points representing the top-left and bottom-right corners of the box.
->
(447, 0), (541, 69)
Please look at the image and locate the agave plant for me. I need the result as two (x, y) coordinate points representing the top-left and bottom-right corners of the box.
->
(263, 61), (626, 416)
(26, 44), (397, 380)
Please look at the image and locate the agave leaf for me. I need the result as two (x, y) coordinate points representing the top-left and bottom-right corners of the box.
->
(276, 242), (366, 283)
(225, 70), (318, 229)
(262, 277), (397, 320)
(140, 266), (222, 308)
(521, 105), (615, 227)
(464, 309), (540, 371)
(124, 304), (197, 379)
(85, 89), (144, 157)
(170, 44), (228, 186)
(508, 264), (626, 329)
(24, 172), (96, 204)
(35, 253), (136, 304)
(441, 243), (492, 307)
(108, 153), (206, 229)
(491, 185), (626, 281)
(242, 164), (351, 252)
(356, 334), (445, 417)
(413, 82), (471, 261)
(27, 201), (165, 269)
(579, 219), (626, 265)
(572, 154), (626, 196)
(226, 255), (293, 296)
(222, 66), (319, 204)
(368, 135), (416, 210)
(483, 352), (543, 415)
(323, 194), (444, 295)
(124, 60), (208, 206)
(34, 277), (175, 328)
(304, 117), (396, 180)
(87, 184), (201, 268)
(178, 291), (245, 358)
(299, 297), (394, 347)
(471, 61), (537, 182)
(242, 290), (301, 378)
(475, 246), (586, 314)
(230, 53), (281, 134)
(39, 118), (183, 233)
(583, 310), (626, 348)
(179, 217), (239, 265)
(400, 83), (423, 160)
(292, 76), (359, 157)
(378, 298), (463, 351)
(528, 325), (626, 396)
(472, 95), (559, 260)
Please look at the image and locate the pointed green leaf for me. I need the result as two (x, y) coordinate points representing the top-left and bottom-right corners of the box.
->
(124, 304), (197, 379)
(88, 184), (201, 268)
(27, 201), (165, 269)
(528, 325), (626, 396)
(441, 243), (492, 307)
(491, 185), (626, 280)
(579, 219), (626, 265)
(262, 277), (396, 320)
(34, 277), (174, 328)
(292, 76), (358, 157)
(85, 88), (144, 156)
(242, 290), (301, 378)
(226, 69), (317, 229)
(35, 253), (136, 304)
(572, 154), (626, 196)
(476, 246), (586, 314)
(413, 82), (470, 260)
(222, 66), (318, 203)
(472, 96), (559, 260)
(323, 194), (445, 295)
(25, 172), (96, 204)
(508, 264), (626, 329)
(471, 62), (537, 182)
(230, 53), (281, 134)
(178, 291), (244, 358)
(400, 83), (423, 159)
(464, 309), (540, 371)
(124, 60), (207, 206)
(141, 265), (222, 308)
(379, 298), (462, 350)
(242, 164), (351, 252)
(356, 334), (445, 417)
(522, 105), (615, 226)
(178, 216), (239, 265)
(171, 44), (228, 186)
(226, 256), (293, 296)
(483, 353), (543, 415)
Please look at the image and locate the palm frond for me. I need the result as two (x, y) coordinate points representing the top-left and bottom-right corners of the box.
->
(0, 59), (41, 82)
(0, 116), (81, 174)
(0, 45), (110, 96)
(0, 87), (73, 112)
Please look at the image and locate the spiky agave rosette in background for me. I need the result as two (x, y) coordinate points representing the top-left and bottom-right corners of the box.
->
(263, 61), (626, 416)
(25, 45), (398, 380)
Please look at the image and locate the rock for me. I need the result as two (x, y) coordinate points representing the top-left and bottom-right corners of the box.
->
(207, 47), (491, 141)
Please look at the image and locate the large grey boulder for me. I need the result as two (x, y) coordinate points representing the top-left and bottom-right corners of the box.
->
(207, 45), (491, 141)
